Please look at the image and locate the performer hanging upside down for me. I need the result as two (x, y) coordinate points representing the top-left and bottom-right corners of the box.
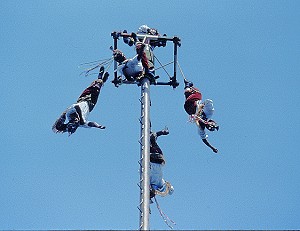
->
(113, 42), (153, 82)
(52, 66), (109, 136)
(149, 128), (174, 199)
(184, 80), (219, 153)
(123, 24), (166, 49)
(120, 25), (165, 79)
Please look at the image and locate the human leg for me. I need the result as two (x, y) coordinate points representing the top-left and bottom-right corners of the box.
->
(77, 79), (103, 112)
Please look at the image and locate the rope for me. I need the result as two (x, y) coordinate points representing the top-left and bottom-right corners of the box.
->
(153, 61), (174, 71)
(176, 60), (187, 81)
(151, 56), (188, 84)
(154, 197), (176, 229)
(79, 57), (114, 77)
(104, 58), (114, 73)
(153, 54), (172, 78)
(78, 58), (112, 67)
(154, 182), (172, 197)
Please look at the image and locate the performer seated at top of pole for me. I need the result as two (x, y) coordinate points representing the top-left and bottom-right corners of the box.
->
(122, 25), (167, 79)
(113, 42), (154, 82)
(52, 66), (109, 136)
(149, 127), (174, 200)
(183, 79), (220, 153)
(123, 24), (167, 49)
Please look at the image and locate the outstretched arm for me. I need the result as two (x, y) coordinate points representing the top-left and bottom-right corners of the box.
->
(87, 121), (105, 129)
(202, 138), (218, 153)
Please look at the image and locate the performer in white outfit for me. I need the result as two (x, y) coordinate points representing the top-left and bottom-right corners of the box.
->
(149, 128), (174, 198)
(52, 66), (108, 135)
(183, 80), (219, 153)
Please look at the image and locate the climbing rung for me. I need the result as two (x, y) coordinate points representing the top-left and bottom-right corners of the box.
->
(137, 183), (142, 190)
(137, 206), (142, 214)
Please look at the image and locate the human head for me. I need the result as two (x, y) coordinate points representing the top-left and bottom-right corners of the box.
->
(67, 112), (80, 135)
(67, 121), (79, 135)
(137, 25), (151, 34)
(113, 49), (126, 63)
(137, 24), (159, 35)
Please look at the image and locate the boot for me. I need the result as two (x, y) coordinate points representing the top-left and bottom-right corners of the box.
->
(98, 66), (105, 79)
(102, 72), (109, 83)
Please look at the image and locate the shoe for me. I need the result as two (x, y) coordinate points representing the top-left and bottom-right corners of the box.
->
(184, 80), (193, 88)
(98, 66), (105, 79)
(123, 30), (129, 44)
(145, 70), (156, 83)
(161, 127), (169, 135)
(128, 38), (134, 46)
(150, 188), (156, 198)
(102, 72), (109, 83)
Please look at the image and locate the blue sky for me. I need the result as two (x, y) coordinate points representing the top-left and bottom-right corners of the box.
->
(1, 0), (300, 230)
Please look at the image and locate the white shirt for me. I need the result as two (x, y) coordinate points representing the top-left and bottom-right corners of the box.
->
(117, 54), (143, 78)
(150, 162), (165, 189)
(150, 162), (174, 195)
(66, 101), (91, 127)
